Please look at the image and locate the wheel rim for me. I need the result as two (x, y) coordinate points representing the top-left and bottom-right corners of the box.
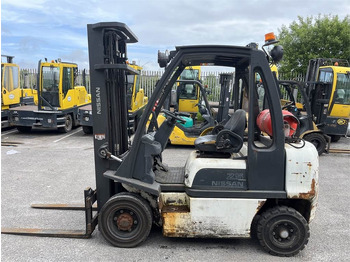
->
(65, 115), (72, 130)
(268, 219), (300, 248)
(310, 139), (320, 149)
(106, 206), (142, 241)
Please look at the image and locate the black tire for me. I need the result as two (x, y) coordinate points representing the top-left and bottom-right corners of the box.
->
(250, 214), (261, 241)
(303, 133), (326, 155)
(98, 192), (153, 248)
(17, 126), (32, 133)
(257, 206), (309, 257)
(330, 135), (341, 142)
(58, 114), (73, 133)
(82, 126), (93, 134)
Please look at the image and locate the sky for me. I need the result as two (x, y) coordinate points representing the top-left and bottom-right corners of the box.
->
(1, 0), (349, 71)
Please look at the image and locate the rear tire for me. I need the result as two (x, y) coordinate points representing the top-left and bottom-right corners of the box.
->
(58, 114), (73, 133)
(303, 133), (326, 155)
(82, 126), (93, 134)
(98, 192), (153, 248)
(330, 135), (341, 142)
(257, 206), (309, 257)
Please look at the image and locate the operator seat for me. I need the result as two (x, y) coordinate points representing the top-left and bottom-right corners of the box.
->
(194, 109), (246, 154)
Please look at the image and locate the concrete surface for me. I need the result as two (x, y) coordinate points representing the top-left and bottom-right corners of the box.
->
(1, 127), (350, 262)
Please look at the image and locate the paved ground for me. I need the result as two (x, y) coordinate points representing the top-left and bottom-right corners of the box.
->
(1, 127), (350, 262)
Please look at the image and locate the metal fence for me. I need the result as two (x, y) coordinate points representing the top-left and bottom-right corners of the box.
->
(19, 69), (307, 102)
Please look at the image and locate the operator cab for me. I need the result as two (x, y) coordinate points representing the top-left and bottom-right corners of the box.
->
(114, 45), (286, 195)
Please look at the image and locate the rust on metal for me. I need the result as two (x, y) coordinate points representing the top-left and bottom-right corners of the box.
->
(162, 205), (189, 213)
(296, 179), (317, 199)
(256, 200), (266, 212)
(116, 213), (134, 231)
(161, 205), (190, 237)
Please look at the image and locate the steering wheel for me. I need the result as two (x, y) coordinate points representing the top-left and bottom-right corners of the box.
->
(282, 101), (294, 110)
(161, 109), (186, 124)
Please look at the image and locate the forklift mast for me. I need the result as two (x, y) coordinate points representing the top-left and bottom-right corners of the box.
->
(217, 73), (234, 123)
(305, 58), (349, 96)
(87, 22), (139, 210)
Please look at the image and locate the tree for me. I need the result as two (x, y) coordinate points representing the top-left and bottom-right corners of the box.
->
(277, 15), (350, 75)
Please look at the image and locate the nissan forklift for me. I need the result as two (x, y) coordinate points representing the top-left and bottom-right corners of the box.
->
(2, 22), (319, 257)
(305, 58), (350, 141)
(78, 62), (148, 134)
(90, 23), (318, 256)
(8, 59), (91, 133)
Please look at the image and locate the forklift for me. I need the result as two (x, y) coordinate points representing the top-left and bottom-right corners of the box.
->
(1, 55), (36, 128)
(158, 78), (216, 145)
(159, 70), (233, 145)
(305, 58), (350, 141)
(2, 22), (319, 257)
(175, 65), (202, 113)
(278, 80), (330, 155)
(8, 59), (91, 133)
(78, 62), (148, 134)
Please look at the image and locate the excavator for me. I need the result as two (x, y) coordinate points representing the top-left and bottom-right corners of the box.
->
(2, 22), (319, 257)
(9, 59), (91, 132)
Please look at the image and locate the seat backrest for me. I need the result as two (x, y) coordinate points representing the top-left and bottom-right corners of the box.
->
(223, 109), (246, 139)
(193, 109), (246, 154)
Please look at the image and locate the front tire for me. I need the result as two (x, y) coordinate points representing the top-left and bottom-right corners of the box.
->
(58, 114), (73, 133)
(257, 206), (310, 257)
(98, 192), (153, 248)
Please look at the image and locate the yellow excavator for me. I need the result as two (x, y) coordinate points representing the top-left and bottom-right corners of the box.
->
(9, 59), (91, 132)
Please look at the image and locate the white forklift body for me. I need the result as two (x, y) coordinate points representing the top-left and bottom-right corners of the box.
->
(160, 140), (318, 238)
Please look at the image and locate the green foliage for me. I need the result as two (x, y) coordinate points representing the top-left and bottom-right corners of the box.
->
(277, 15), (350, 75)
